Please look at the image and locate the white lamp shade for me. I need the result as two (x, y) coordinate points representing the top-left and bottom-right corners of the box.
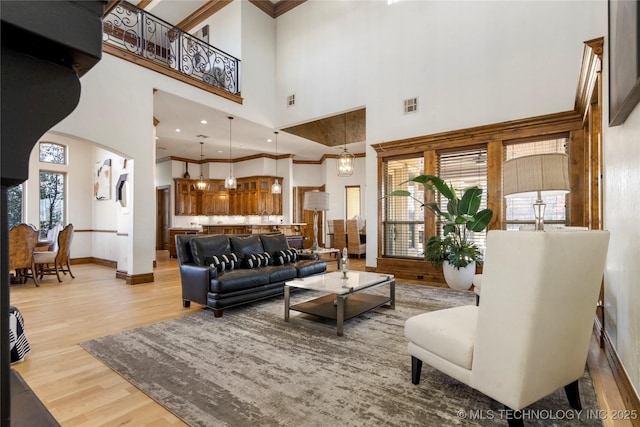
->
(225, 175), (236, 189)
(503, 153), (570, 198)
(271, 179), (282, 194)
(304, 191), (330, 211)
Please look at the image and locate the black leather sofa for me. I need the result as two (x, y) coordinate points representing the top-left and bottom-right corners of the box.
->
(176, 232), (327, 317)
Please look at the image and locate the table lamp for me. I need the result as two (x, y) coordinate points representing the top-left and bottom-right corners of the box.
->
(503, 153), (570, 231)
(304, 191), (330, 250)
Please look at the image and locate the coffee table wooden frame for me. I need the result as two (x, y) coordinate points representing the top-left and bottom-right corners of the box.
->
(284, 271), (395, 336)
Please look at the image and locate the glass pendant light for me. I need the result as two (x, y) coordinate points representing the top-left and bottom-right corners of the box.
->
(337, 114), (354, 177)
(225, 116), (236, 189)
(271, 131), (282, 194)
(197, 141), (207, 190)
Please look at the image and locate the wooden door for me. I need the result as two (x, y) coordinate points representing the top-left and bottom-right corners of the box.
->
(156, 186), (170, 250)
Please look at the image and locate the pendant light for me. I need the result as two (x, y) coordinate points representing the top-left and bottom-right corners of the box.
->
(337, 114), (354, 177)
(225, 116), (236, 189)
(197, 141), (207, 190)
(271, 131), (282, 194)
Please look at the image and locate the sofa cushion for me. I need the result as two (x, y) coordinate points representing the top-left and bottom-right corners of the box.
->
(230, 235), (265, 262)
(294, 259), (327, 277)
(404, 306), (478, 370)
(245, 252), (271, 269)
(209, 253), (238, 272)
(274, 248), (298, 265)
(260, 233), (290, 254)
(262, 265), (298, 283)
(189, 235), (231, 266)
(210, 269), (270, 293)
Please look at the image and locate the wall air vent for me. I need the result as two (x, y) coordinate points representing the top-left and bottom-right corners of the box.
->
(404, 97), (418, 114)
(287, 94), (295, 107)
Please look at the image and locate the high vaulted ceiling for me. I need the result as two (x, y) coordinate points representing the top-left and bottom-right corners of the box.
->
(127, 0), (366, 162)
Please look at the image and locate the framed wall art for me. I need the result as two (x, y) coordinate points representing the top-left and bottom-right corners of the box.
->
(609, 0), (640, 126)
(94, 159), (112, 200)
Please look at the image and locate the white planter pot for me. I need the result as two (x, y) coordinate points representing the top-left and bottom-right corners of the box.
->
(442, 261), (476, 290)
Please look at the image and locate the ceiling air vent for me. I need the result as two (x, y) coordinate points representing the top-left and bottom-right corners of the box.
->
(404, 97), (418, 114)
(195, 134), (209, 139)
(287, 94), (295, 107)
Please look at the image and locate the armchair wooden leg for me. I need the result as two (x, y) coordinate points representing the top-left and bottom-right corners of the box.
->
(564, 379), (582, 410)
(411, 356), (422, 385)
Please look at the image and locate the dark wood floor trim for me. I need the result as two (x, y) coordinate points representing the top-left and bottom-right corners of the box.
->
(594, 316), (640, 425)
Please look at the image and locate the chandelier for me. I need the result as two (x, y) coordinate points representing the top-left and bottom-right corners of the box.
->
(197, 141), (207, 190)
(337, 114), (354, 177)
(225, 116), (236, 189)
(271, 131), (282, 194)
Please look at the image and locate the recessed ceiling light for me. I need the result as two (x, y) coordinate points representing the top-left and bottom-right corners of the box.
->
(200, 120), (207, 124)
(155, 136), (159, 140)
(218, 150), (223, 153)
(267, 138), (272, 143)
(175, 128), (181, 132)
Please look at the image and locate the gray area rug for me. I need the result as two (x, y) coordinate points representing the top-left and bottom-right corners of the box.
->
(80, 284), (602, 427)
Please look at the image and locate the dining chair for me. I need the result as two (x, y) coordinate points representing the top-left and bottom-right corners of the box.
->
(405, 230), (610, 426)
(9, 223), (39, 286)
(332, 220), (346, 251)
(46, 223), (64, 251)
(33, 223), (75, 282)
(346, 219), (365, 258)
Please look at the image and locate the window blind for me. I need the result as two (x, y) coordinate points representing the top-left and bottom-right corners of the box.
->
(436, 148), (488, 253)
(382, 156), (424, 257)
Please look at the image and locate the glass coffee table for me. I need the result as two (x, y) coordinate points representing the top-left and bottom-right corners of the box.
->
(284, 271), (395, 336)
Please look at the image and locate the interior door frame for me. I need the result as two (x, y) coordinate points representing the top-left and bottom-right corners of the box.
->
(294, 185), (326, 249)
(156, 185), (170, 251)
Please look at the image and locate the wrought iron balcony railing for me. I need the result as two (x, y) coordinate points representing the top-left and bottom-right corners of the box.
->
(103, 1), (240, 96)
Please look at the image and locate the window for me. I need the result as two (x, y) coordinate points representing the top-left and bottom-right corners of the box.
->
(345, 186), (361, 219)
(382, 156), (424, 257)
(39, 142), (66, 164)
(436, 148), (488, 252)
(40, 171), (65, 238)
(504, 137), (568, 230)
(7, 184), (23, 229)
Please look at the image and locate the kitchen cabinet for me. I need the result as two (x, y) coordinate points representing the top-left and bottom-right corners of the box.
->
(175, 179), (199, 216)
(169, 228), (200, 257)
(174, 176), (282, 216)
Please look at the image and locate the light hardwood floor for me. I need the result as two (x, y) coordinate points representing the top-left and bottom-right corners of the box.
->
(9, 251), (632, 426)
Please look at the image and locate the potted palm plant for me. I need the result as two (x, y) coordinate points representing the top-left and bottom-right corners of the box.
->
(385, 175), (493, 290)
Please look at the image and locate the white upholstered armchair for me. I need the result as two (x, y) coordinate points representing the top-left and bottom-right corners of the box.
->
(405, 230), (610, 426)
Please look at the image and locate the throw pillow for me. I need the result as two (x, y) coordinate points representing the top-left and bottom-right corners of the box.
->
(209, 252), (238, 272)
(274, 248), (298, 265)
(244, 252), (271, 269)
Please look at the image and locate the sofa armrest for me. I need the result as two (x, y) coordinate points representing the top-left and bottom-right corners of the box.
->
(179, 263), (217, 306)
(298, 253), (319, 261)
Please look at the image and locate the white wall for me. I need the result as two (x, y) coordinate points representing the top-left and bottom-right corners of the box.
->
(22, 133), (128, 266)
(603, 59), (640, 396)
(275, 0), (605, 268)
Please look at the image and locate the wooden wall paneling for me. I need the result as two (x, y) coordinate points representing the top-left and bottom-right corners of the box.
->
(373, 111), (583, 156)
(568, 129), (587, 227)
(377, 156), (384, 263)
(486, 140), (503, 230)
(423, 150), (437, 240)
(589, 97), (603, 231)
